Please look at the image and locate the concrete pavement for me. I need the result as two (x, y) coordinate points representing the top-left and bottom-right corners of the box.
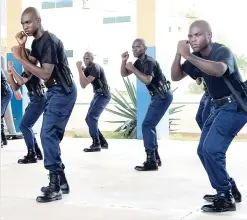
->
(1, 138), (247, 220)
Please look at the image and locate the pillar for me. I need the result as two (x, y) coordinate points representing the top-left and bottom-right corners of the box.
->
(136, 0), (169, 140)
(6, 0), (26, 133)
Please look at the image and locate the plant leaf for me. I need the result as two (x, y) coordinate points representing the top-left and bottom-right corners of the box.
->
(105, 108), (134, 119)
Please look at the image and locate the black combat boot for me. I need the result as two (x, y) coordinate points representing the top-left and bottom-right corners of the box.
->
(41, 172), (70, 194)
(155, 149), (162, 167)
(99, 132), (108, 149)
(135, 151), (158, 171)
(36, 174), (62, 203)
(1, 131), (7, 146)
(34, 142), (43, 160)
(203, 184), (242, 203)
(17, 149), (37, 164)
(83, 137), (101, 152)
(201, 191), (236, 212)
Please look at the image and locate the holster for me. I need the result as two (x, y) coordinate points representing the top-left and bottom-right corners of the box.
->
(222, 76), (247, 113)
(150, 80), (170, 99)
(28, 83), (45, 98)
(44, 65), (73, 93)
(94, 79), (110, 94)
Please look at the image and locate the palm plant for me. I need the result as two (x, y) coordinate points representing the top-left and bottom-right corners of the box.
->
(105, 78), (184, 138)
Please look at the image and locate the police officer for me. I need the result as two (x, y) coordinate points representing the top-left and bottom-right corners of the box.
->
(11, 7), (77, 203)
(1, 55), (13, 147)
(8, 51), (45, 163)
(76, 52), (111, 152)
(195, 78), (213, 130)
(121, 38), (173, 171)
(171, 20), (247, 212)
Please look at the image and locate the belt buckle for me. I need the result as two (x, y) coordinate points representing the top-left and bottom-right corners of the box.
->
(228, 96), (232, 103)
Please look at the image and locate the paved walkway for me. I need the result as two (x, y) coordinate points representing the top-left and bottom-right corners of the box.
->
(1, 138), (247, 220)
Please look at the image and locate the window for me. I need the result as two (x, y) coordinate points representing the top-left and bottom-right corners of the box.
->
(103, 17), (116, 24)
(42, 0), (73, 9)
(103, 16), (131, 24)
(65, 50), (73, 58)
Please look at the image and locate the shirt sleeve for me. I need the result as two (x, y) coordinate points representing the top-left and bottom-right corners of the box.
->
(30, 41), (38, 58)
(181, 60), (198, 80)
(214, 46), (235, 74)
(21, 71), (29, 78)
(40, 39), (58, 65)
(143, 60), (155, 77)
(89, 64), (100, 78)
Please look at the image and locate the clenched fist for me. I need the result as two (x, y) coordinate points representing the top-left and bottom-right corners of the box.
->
(15, 31), (27, 46)
(121, 51), (129, 61)
(177, 40), (191, 59)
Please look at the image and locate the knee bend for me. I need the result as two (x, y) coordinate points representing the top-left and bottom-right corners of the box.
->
(86, 114), (96, 124)
(197, 146), (203, 157)
(142, 121), (149, 130)
(19, 122), (28, 131)
(40, 127), (48, 141)
(203, 145), (220, 157)
(85, 115), (92, 124)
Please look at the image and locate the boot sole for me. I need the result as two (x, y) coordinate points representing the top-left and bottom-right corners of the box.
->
(134, 167), (158, 171)
(18, 161), (37, 164)
(204, 197), (242, 203)
(83, 149), (101, 152)
(201, 206), (236, 212)
(61, 189), (70, 194)
(36, 194), (62, 203)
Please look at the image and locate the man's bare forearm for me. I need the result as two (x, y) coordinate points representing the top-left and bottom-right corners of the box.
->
(132, 67), (152, 85)
(185, 54), (227, 77)
(11, 69), (26, 86)
(19, 58), (50, 80)
(171, 54), (186, 81)
(8, 74), (21, 91)
(121, 61), (131, 77)
(20, 46), (28, 60)
(77, 67), (87, 88)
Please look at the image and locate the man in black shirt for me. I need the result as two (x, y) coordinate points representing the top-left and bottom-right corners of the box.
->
(76, 52), (111, 152)
(11, 7), (77, 203)
(121, 38), (173, 171)
(171, 20), (247, 212)
(8, 50), (45, 164)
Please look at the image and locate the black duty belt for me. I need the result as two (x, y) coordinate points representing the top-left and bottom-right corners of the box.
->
(93, 86), (110, 94)
(27, 89), (45, 98)
(212, 95), (235, 107)
(149, 81), (170, 97)
(44, 78), (61, 88)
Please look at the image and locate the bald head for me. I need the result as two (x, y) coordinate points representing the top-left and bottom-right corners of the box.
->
(83, 52), (94, 67)
(133, 38), (146, 47)
(190, 20), (212, 33)
(84, 52), (94, 59)
(188, 20), (212, 53)
(132, 38), (147, 58)
(21, 7), (41, 37)
(22, 7), (40, 18)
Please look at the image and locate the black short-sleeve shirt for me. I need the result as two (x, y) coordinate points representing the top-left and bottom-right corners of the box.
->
(30, 31), (72, 81)
(84, 63), (108, 91)
(181, 43), (243, 99)
(21, 72), (43, 92)
(133, 55), (167, 92)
